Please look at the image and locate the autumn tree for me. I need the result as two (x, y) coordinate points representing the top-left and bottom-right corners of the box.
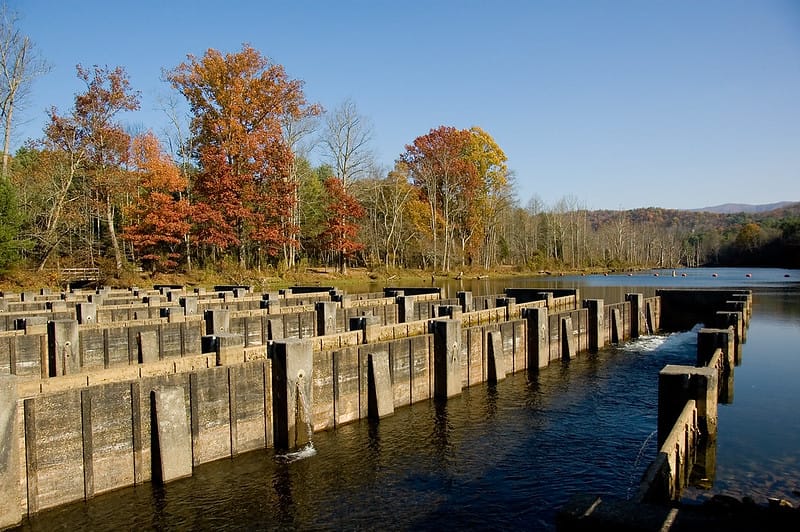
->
(167, 44), (317, 269)
(43, 65), (139, 271)
(320, 176), (364, 273)
(462, 127), (510, 268)
(401, 126), (477, 271)
(123, 132), (191, 271)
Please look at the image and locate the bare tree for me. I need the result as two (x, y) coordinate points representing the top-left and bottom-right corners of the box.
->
(282, 111), (320, 269)
(0, 3), (49, 178)
(321, 98), (373, 189)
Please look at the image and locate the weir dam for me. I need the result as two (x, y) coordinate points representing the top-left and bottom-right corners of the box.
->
(0, 283), (759, 529)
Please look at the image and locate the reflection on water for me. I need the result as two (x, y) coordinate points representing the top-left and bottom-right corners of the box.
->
(15, 267), (800, 530)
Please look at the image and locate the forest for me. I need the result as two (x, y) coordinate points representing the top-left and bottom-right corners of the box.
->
(0, 14), (798, 282)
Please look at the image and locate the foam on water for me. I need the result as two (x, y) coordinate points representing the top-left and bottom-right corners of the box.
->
(621, 335), (668, 353)
(621, 324), (702, 355)
(275, 442), (317, 463)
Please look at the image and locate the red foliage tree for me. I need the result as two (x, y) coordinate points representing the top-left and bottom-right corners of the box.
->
(123, 132), (191, 271)
(320, 177), (365, 273)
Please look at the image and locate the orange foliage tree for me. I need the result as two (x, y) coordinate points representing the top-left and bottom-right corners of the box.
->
(167, 44), (318, 268)
(123, 132), (191, 271)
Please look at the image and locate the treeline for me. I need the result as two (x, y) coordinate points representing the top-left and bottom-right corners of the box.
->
(0, 25), (797, 277)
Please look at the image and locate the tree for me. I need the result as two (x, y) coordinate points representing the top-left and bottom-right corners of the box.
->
(44, 65), (139, 271)
(462, 126), (510, 268)
(321, 98), (373, 189)
(0, 175), (27, 269)
(370, 162), (416, 268)
(123, 132), (191, 271)
(167, 44), (317, 269)
(400, 126), (476, 271)
(0, 3), (49, 178)
(281, 101), (321, 269)
(320, 176), (364, 273)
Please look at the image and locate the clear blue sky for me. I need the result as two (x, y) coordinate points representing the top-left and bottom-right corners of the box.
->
(10, 0), (800, 210)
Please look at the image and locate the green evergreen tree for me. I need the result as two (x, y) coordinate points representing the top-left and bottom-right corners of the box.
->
(0, 177), (29, 270)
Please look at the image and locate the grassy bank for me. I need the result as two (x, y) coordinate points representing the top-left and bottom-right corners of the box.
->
(0, 262), (641, 292)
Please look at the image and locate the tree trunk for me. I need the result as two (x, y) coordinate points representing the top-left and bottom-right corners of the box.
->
(2, 101), (13, 179)
(106, 196), (122, 270)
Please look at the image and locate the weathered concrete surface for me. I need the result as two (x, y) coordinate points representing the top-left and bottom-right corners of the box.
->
(48, 320), (80, 376)
(190, 367), (231, 466)
(215, 333), (244, 366)
(24, 390), (84, 512)
(333, 346), (360, 426)
(433, 319), (462, 399)
(0, 376), (21, 529)
(82, 382), (135, 496)
(658, 365), (718, 448)
(229, 361), (270, 453)
(138, 330), (159, 364)
(561, 316), (576, 359)
(625, 293), (644, 338)
(153, 386), (192, 482)
(487, 330), (506, 382)
(271, 338), (314, 450)
(610, 307), (622, 344)
(524, 307), (549, 370)
(316, 301), (338, 336)
(367, 352), (394, 419)
(583, 299), (604, 353)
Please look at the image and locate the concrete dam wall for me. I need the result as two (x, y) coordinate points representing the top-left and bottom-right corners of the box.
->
(0, 284), (675, 528)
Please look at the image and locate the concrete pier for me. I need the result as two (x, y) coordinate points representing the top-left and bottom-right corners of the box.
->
(48, 320), (80, 376)
(153, 386), (192, 482)
(626, 293), (644, 338)
(271, 338), (314, 450)
(487, 330), (506, 382)
(524, 307), (549, 370)
(697, 327), (735, 404)
(658, 365), (718, 448)
(610, 307), (622, 344)
(0, 376), (21, 529)
(583, 299), (604, 353)
(315, 301), (338, 336)
(433, 319), (462, 399)
(367, 352), (394, 419)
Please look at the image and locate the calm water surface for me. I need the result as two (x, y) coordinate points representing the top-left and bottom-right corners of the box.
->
(17, 267), (800, 530)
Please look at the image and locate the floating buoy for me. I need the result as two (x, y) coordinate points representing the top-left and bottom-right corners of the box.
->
(746, 273), (752, 278)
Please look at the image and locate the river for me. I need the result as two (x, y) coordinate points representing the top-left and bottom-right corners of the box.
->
(15, 267), (800, 530)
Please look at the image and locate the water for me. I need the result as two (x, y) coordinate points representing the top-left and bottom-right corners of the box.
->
(16, 267), (800, 530)
(275, 378), (317, 464)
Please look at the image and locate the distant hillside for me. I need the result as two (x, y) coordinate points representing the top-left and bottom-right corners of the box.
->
(691, 201), (798, 214)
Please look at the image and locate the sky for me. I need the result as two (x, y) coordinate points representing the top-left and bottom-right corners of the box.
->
(8, 0), (800, 210)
